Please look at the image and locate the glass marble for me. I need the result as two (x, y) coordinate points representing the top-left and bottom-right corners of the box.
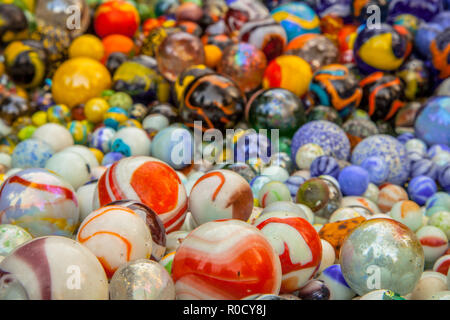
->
(238, 17), (287, 61)
(51, 57), (112, 109)
(253, 212), (322, 293)
(246, 88), (306, 138)
(388, 0), (443, 23)
(93, 156), (188, 233)
(342, 118), (378, 150)
(111, 127), (151, 157)
(359, 289), (406, 300)
(338, 165), (369, 197)
(189, 169), (254, 225)
(296, 279), (330, 300)
(377, 183), (409, 213)
(296, 177), (342, 220)
(359, 72), (406, 122)
(180, 73), (245, 133)
(217, 43), (267, 93)
(262, 55), (312, 97)
(224, 0), (269, 34)
(89, 127), (116, 154)
(0, 236), (109, 299)
(113, 61), (170, 105)
(396, 59), (431, 101)
(0, 3), (28, 48)
(395, 101), (422, 135)
(310, 156), (340, 179)
(291, 120), (351, 162)
(438, 164), (450, 192)
(0, 224), (32, 256)
(414, 96), (450, 147)
(284, 175), (305, 200)
(270, 2), (320, 42)
(285, 34), (339, 73)
(35, 0), (90, 37)
(156, 32), (205, 82)
(410, 159), (439, 180)
(258, 181), (292, 208)
(416, 226), (448, 266)
(45, 150), (91, 190)
(109, 259), (175, 300)
(308, 64), (362, 119)
(388, 200), (423, 232)
(340, 218), (424, 296)
(408, 175), (438, 206)
(295, 143), (325, 170)
(306, 105), (342, 125)
(428, 211), (450, 239)
(77, 205), (153, 278)
(351, 134), (410, 185)
(219, 162), (257, 183)
(150, 126), (193, 170)
(319, 216), (366, 259)
(317, 264), (356, 300)
(172, 220), (282, 300)
(4, 40), (47, 89)
(353, 24), (408, 74)
(0, 168), (79, 237)
(93, 0), (140, 39)
(11, 138), (54, 169)
(109, 200), (167, 262)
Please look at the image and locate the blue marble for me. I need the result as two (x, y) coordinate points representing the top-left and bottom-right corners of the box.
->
(338, 165), (369, 196)
(101, 152), (125, 167)
(414, 96), (450, 147)
(396, 132), (415, 144)
(11, 139), (54, 169)
(291, 120), (350, 162)
(270, 2), (320, 42)
(438, 164), (450, 192)
(388, 0), (444, 22)
(431, 11), (450, 28)
(410, 158), (439, 180)
(414, 22), (444, 59)
(407, 175), (438, 206)
(427, 144), (450, 159)
(351, 134), (411, 185)
(321, 264), (351, 288)
(89, 126), (116, 153)
(310, 156), (340, 179)
(360, 156), (389, 185)
(284, 175), (306, 199)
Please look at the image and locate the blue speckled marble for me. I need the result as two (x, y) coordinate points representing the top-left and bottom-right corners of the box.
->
(351, 134), (410, 185)
(360, 156), (389, 185)
(310, 155), (340, 179)
(11, 139), (54, 169)
(291, 120), (350, 161)
(414, 96), (450, 147)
